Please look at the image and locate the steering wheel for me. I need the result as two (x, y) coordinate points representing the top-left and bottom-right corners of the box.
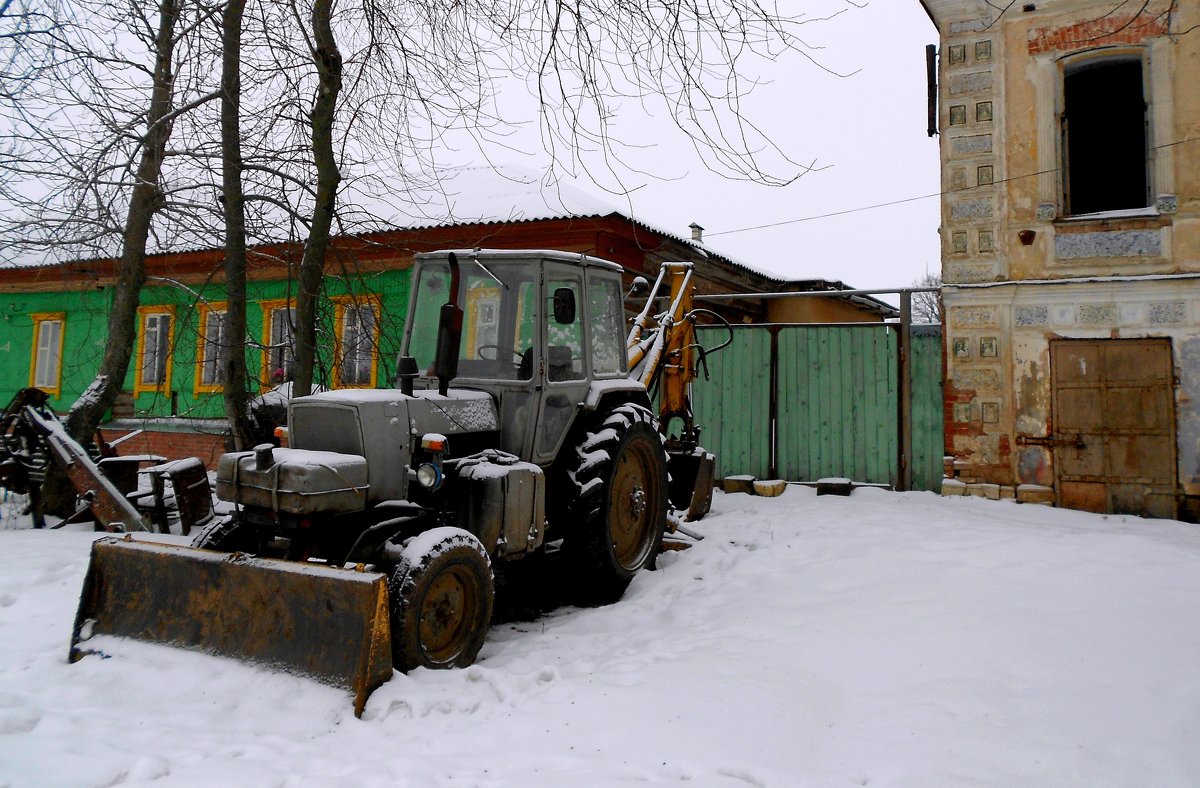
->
(476, 344), (524, 364)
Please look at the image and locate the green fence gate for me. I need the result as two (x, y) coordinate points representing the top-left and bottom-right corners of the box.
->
(691, 323), (943, 492)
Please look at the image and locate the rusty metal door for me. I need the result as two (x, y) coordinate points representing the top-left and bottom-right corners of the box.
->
(1051, 338), (1177, 519)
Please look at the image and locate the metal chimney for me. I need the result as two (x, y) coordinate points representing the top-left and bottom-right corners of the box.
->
(689, 222), (704, 242)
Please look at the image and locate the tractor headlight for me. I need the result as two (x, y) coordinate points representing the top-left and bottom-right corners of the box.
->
(416, 462), (442, 490)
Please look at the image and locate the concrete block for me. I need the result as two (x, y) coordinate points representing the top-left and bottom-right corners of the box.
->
(723, 475), (755, 495)
(753, 480), (788, 497)
(1017, 484), (1056, 505)
(816, 477), (853, 497)
(941, 478), (967, 496)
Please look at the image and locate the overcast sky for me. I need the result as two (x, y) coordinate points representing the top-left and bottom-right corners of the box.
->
(555, 2), (943, 291)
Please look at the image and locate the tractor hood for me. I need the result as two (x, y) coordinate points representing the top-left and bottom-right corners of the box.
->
(284, 389), (500, 503)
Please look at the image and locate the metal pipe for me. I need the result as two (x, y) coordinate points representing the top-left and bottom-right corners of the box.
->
(697, 286), (938, 301)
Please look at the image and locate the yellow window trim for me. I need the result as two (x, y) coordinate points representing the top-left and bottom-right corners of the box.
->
(194, 301), (228, 395)
(28, 312), (66, 399)
(332, 295), (382, 389)
(133, 305), (175, 396)
(259, 298), (295, 388)
(464, 284), (502, 362)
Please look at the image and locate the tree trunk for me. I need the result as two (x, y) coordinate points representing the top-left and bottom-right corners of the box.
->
(64, 0), (180, 444)
(292, 0), (342, 398)
(219, 0), (256, 450)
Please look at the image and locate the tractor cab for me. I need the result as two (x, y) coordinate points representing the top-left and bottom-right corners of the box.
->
(401, 250), (634, 465)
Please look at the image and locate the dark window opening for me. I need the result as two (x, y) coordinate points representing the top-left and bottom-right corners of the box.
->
(1062, 58), (1148, 216)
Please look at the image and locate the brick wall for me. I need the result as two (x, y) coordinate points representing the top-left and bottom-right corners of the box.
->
(1028, 13), (1170, 56)
(99, 428), (229, 470)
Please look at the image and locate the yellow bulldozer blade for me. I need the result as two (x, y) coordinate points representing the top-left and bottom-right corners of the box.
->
(69, 536), (393, 717)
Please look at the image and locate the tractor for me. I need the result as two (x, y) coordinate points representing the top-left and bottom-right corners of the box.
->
(69, 249), (727, 715)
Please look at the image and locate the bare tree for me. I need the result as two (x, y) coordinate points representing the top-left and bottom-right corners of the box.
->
(261, 1), (860, 392)
(0, 0), (60, 103)
(911, 271), (942, 325)
(4, 0), (865, 437)
(63, 0), (186, 443)
(291, 0), (342, 399)
(218, 0), (258, 450)
(0, 0), (224, 446)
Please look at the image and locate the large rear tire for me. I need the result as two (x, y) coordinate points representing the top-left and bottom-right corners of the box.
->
(389, 527), (494, 672)
(562, 403), (668, 605)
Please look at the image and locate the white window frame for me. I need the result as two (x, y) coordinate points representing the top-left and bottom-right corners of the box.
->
(136, 307), (174, 395)
(196, 304), (228, 391)
(334, 298), (380, 388)
(1057, 48), (1153, 219)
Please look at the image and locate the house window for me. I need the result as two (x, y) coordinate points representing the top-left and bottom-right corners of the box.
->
(335, 299), (379, 388)
(1061, 55), (1149, 216)
(29, 313), (65, 396)
(262, 301), (296, 386)
(195, 303), (227, 391)
(136, 307), (174, 394)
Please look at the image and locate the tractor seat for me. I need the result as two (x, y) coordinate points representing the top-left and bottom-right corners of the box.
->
(546, 345), (576, 382)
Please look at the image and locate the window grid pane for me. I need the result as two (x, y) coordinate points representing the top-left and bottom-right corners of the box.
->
(201, 310), (227, 386)
(141, 313), (170, 386)
(34, 320), (61, 389)
(269, 307), (295, 384)
(341, 305), (375, 386)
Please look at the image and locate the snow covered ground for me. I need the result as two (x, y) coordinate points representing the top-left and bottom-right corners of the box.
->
(3, 487), (1200, 787)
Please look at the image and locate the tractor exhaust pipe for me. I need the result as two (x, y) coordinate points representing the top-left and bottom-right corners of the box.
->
(434, 252), (464, 397)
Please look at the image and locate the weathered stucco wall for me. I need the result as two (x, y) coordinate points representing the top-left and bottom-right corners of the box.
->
(944, 279), (1200, 498)
(924, 0), (1200, 518)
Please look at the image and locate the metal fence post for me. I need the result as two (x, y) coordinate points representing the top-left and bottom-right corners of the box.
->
(898, 290), (913, 492)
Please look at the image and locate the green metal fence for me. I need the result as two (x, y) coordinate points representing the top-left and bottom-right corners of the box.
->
(691, 323), (943, 492)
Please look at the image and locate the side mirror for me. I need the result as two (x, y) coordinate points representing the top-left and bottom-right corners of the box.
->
(625, 276), (649, 301)
(553, 287), (576, 324)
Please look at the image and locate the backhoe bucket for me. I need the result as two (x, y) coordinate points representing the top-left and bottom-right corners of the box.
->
(667, 448), (715, 522)
(69, 536), (393, 717)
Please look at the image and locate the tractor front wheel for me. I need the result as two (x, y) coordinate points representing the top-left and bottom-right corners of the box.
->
(190, 514), (257, 553)
(389, 527), (494, 672)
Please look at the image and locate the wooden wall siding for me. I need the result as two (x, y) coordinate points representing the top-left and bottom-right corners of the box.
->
(693, 323), (944, 491)
(778, 326), (898, 486)
(689, 327), (773, 480)
(909, 327), (946, 492)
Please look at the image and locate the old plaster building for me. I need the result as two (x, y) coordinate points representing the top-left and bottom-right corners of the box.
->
(920, 1), (1200, 520)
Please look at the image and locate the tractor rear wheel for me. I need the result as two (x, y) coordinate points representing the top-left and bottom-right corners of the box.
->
(389, 527), (494, 672)
(562, 403), (668, 605)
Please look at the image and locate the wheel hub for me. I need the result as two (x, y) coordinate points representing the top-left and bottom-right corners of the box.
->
(627, 486), (647, 520)
(420, 569), (469, 657)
